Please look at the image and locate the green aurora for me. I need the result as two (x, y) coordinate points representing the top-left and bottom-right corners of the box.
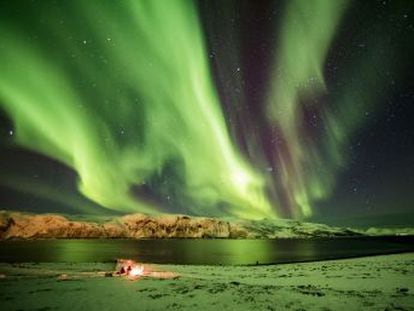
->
(265, 0), (397, 219)
(265, 0), (349, 218)
(0, 0), (272, 219)
(0, 0), (398, 219)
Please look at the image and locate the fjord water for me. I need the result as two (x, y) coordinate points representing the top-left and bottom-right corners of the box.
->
(0, 237), (413, 265)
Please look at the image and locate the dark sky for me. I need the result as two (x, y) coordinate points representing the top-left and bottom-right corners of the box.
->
(0, 0), (413, 226)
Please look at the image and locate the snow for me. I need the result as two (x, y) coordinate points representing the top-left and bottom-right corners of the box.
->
(0, 253), (413, 310)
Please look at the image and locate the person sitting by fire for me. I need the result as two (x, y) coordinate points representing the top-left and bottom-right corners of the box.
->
(115, 259), (134, 276)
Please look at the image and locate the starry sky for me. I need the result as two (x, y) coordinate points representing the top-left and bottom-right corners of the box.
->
(0, 0), (413, 225)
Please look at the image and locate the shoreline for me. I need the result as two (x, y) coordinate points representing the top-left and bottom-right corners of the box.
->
(1, 234), (413, 240)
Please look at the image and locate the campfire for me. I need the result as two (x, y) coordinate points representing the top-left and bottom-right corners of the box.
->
(112, 258), (179, 281)
(115, 259), (145, 280)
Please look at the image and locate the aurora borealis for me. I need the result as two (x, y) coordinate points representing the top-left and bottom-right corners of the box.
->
(0, 0), (413, 222)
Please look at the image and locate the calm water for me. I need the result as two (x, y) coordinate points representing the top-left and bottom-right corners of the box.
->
(0, 237), (413, 265)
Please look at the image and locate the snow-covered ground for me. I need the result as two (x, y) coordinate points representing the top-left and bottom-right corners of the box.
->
(0, 253), (413, 310)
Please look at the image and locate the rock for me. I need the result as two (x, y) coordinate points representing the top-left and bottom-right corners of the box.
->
(397, 287), (409, 293)
(119, 214), (231, 238)
(57, 274), (69, 280)
(0, 211), (108, 239)
(0, 210), (383, 240)
(0, 211), (232, 239)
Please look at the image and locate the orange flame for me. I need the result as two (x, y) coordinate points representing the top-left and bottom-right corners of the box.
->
(129, 265), (144, 277)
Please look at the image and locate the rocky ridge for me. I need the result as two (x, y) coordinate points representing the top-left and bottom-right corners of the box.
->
(0, 210), (375, 239)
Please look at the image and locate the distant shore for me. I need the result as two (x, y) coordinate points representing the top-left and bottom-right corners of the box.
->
(2, 210), (413, 240)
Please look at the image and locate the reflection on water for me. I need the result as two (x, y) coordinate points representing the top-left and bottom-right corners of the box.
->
(0, 237), (413, 265)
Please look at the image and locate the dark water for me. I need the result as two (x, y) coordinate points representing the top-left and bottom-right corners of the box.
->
(0, 237), (413, 265)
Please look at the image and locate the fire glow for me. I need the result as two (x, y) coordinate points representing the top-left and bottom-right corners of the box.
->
(128, 265), (144, 277)
(114, 258), (179, 280)
(115, 259), (145, 280)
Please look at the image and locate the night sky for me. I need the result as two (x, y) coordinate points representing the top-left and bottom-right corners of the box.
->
(0, 0), (413, 226)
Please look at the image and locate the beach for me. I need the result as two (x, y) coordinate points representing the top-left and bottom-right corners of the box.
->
(0, 253), (413, 310)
